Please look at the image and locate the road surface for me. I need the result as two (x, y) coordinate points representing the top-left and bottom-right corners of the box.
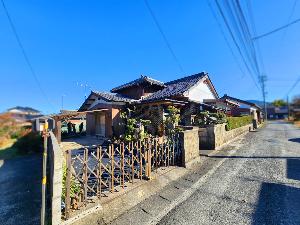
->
(111, 121), (300, 225)
(0, 154), (42, 225)
(158, 121), (300, 225)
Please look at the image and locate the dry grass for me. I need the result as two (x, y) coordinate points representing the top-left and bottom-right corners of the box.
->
(0, 139), (18, 160)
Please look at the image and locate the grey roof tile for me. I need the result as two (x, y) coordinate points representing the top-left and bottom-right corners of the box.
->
(143, 72), (207, 101)
(111, 75), (165, 92)
(92, 91), (134, 103)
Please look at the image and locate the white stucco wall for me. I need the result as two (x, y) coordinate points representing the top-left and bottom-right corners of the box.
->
(185, 82), (216, 102)
(88, 96), (125, 110)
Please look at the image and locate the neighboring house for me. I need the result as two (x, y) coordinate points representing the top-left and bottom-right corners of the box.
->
(219, 95), (262, 122)
(32, 115), (55, 132)
(78, 72), (219, 138)
(267, 106), (288, 120)
(6, 106), (42, 122)
(203, 97), (240, 114)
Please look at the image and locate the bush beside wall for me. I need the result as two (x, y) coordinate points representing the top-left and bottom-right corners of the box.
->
(226, 116), (252, 131)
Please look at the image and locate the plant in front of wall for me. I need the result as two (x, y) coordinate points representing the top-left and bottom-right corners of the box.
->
(120, 108), (151, 142)
(194, 111), (227, 126)
(164, 106), (182, 137)
(61, 164), (81, 206)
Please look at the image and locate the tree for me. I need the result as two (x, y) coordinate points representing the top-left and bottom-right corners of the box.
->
(292, 95), (300, 120)
(292, 95), (300, 106)
(272, 99), (287, 107)
(164, 106), (181, 137)
(120, 108), (151, 142)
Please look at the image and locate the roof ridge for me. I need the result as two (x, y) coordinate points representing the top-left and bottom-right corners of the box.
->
(111, 75), (164, 92)
(165, 72), (206, 85)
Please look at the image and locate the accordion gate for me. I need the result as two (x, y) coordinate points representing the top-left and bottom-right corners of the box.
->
(64, 135), (181, 218)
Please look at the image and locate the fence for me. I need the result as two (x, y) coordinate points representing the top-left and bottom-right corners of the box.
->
(64, 135), (181, 218)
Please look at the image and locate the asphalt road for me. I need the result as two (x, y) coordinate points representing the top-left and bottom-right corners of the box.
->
(158, 121), (300, 225)
(0, 154), (42, 225)
(110, 121), (300, 225)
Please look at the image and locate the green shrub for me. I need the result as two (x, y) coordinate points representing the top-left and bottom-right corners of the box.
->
(10, 127), (30, 139)
(62, 164), (81, 202)
(226, 116), (252, 130)
(194, 111), (227, 126)
(13, 132), (42, 154)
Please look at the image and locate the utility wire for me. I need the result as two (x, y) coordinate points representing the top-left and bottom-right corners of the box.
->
(286, 76), (300, 96)
(246, 0), (265, 73)
(1, 0), (55, 109)
(207, 0), (247, 78)
(253, 17), (300, 40)
(143, 0), (184, 73)
(213, 0), (260, 90)
(281, 0), (298, 41)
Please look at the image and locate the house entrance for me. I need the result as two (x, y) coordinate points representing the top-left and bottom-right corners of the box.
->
(96, 113), (105, 137)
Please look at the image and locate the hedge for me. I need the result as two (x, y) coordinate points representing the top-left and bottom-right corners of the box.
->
(226, 116), (252, 131)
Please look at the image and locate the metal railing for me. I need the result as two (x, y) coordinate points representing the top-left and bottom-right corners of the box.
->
(64, 135), (181, 218)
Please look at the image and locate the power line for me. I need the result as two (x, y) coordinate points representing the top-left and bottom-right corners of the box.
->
(143, 0), (184, 73)
(252, 17), (300, 40)
(286, 76), (300, 96)
(281, 0), (298, 41)
(212, 0), (268, 118)
(213, 0), (260, 90)
(207, 0), (247, 78)
(245, 0), (265, 73)
(1, 0), (55, 109)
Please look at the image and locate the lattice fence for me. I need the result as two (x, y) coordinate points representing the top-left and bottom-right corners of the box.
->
(64, 135), (181, 218)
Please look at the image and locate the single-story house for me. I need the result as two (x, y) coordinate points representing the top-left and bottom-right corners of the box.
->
(267, 106), (288, 120)
(78, 72), (219, 138)
(220, 95), (262, 123)
(6, 106), (42, 122)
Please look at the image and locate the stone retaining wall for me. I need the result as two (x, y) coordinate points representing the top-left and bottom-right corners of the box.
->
(199, 123), (253, 150)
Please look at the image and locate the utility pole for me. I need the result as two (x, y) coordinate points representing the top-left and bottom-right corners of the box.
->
(260, 74), (268, 122)
(287, 95), (290, 120)
(41, 120), (48, 225)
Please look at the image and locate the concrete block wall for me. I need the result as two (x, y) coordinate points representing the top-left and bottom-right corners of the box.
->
(48, 132), (63, 225)
(199, 123), (253, 150)
(180, 127), (201, 168)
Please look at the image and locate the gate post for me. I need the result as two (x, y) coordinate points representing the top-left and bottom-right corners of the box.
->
(65, 150), (71, 219)
(179, 127), (201, 168)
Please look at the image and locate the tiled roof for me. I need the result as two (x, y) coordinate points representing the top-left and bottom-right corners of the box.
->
(143, 72), (207, 101)
(7, 106), (41, 113)
(111, 75), (165, 92)
(92, 91), (135, 103)
(221, 95), (262, 109)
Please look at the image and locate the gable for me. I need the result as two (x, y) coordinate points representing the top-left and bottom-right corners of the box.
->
(185, 80), (216, 103)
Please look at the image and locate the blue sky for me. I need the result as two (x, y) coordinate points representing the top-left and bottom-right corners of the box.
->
(1, 0), (300, 114)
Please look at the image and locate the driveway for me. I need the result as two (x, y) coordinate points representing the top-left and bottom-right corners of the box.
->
(110, 121), (300, 225)
(0, 154), (42, 225)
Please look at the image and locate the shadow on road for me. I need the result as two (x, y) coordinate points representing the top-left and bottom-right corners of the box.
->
(288, 138), (300, 143)
(287, 158), (300, 181)
(252, 182), (300, 224)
